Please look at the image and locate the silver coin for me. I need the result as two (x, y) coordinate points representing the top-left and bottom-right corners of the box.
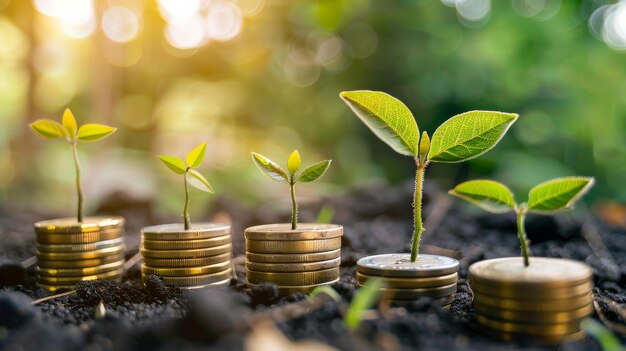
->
(357, 253), (459, 278)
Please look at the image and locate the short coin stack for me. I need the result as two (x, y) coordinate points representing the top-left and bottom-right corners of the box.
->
(35, 216), (126, 292)
(141, 223), (232, 289)
(245, 223), (343, 295)
(469, 257), (593, 343)
(357, 253), (459, 307)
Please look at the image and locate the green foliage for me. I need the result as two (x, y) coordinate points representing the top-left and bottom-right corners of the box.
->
(580, 318), (626, 351)
(308, 285), (341, 302)
(251, 152), (289, 182)
(316, 204), (335, 224)
(448, 180), (516, 213)
(344, 278), (384, 331)
(158, 156), (186, 174)
(527, 177), (595, 213)
(299, 160), (332, 183)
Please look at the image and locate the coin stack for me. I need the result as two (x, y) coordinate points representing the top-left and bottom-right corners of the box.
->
(469, 257), (593, 343)
(245, 223), (343, 295)
(35, 216), (126, 292)
(356, 253), (459, 307)
(140, 223), (232, 289)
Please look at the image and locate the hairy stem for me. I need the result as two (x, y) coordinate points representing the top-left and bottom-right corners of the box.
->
(183, 170), (191, 230)
(290, 181), (298, 230)
(71, 142), (84, 223)
(516, 206), (531, 267)
(410, 161), (427, 262)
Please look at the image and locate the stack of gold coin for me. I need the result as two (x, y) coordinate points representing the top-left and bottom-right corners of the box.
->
(140, 223), (232, 289)
(35, 216), (126, 292)
(469, 257), (593, 343)
(245, 223), (343, 295)
(357, 253), (459, 307)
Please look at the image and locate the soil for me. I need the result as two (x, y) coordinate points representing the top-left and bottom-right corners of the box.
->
(0, 181), (624, 351)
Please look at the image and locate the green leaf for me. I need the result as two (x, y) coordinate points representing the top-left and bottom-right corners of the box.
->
(188, 169), (214, 193)
(340, 90), (419, 157)
(449, 180), (516, 214)
(62, 108), (77, 139)
(527, 177), (594, 213)
(158, 155), (186, 175)
(429, 111), (518, 163)
(580, 318), (626, 351)
(76, 123), (117, 142)
(251, 152), (289, 182)
(186, 142), (206, 168)
(316, 204), (335, 224)
(298, 160), (331, 183)
(287, 149), (301, 175)
(29, 119), (67, 139)
(419, 131), (430, 164)
(344, 278), (384, 331)
(308, 285), (341, 302)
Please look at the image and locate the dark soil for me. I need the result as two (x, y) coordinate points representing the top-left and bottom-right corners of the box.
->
(0, 181), (624, 351)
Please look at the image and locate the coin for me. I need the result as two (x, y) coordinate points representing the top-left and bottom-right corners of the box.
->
(357, 272), (458, 289)
(37, 245), (125, 260)
(143, 252), (232, 268)
(470, 280), (593, 300)
(37, 237), (125, 253)
(141, 223), (230, 241)
(246, 267), (340, 285)
(472, 292), (593, 312)
(359, 282), (457, 300)
(246, 257), (341, 273)
(145, 268), (232, 286)
(142, 260), (231, 277)
(140, 243), (231, 259)
(244, 223), (343, 241)
(245, 237), (341, 254)
(245, 249), (341, 263)
(478, 324), (586, 343)
(35, 216), (125, 234)
(37, 253), (125, 269)
(386, 294), (456, 306)
(475, 314), (581, 335)
(36, 228), (124, 245)
(247, 278), (340, 295)
(141, 235), (231, 250)
(179, 278), (231, 289)
(36, 260), (125, 277)
(474, 303), (592, 324)
(356, 254), (459, 278)
(37, 284), (77, 292)
(37, 268), (123, 284)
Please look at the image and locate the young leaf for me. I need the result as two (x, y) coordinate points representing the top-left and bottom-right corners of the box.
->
(449, 180), (516, 213)
(62, 108), (77, 139)
(308, 285), (341, 302)
(77, 123), (117, 142)
(159, 155), (186, 175)
(188, 169), (214, 193)
(344, 278), (384, 331)
(527, 177), (594, 213)
(298, 160), (331, 183)
(287, 149), (301, 175)
(419, 131), (430, 164)
(316, 204), (335, 224)
(186, 142), (206, 169)
(340, 90), (419, 157)
(251, 152), (289, 182)
(429, 111), (518, 163)
(29, 119), (67, 139)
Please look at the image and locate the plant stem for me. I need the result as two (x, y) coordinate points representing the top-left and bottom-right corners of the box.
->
(290, 181), (298, 230)
(71, 142), (84, 223)
(516, 205), (531, 267)
(410, 160), (427, 262)
(183, 170), (191, 230)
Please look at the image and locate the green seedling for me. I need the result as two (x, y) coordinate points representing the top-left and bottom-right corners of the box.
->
(449, 177), (594, 266)
(159, 143), (214, 230)
(29, 108), (117, 223)
(580, 318), (626, 351)
(344, 277), (383, 331)
(251, 150), (331, 230)
(308, 285), (341, 302)
(340, 91), (517, 262)
(316, 204), (335, 224)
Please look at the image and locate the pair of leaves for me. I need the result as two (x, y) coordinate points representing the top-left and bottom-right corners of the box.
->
(251, 150), (331, 184)
(159, 143), (214, 193)
(30, 109), (117, 143)
(449, 177), (595, 214)
(339, 91), (517, 163)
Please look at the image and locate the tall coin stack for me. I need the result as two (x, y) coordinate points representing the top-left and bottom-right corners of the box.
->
(245, 224), (343, 295)
(141, 223), (232, 289)
(469, 257), (593, 343)
(35, 216), (126, 292)
(356, 254), (459, 306)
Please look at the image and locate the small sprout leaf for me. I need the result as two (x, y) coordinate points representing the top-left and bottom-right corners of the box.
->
(316, 204), (335, 224)
(419, 131), (430, 164)
(580, 318), (626, 351)
(29, 119), (67, 139)
(449, 180), (516, 213)
(429, 111), (518, 163)
(298, 160), (331, 183)
(159, 156), (186, 175)
(340, 90), (419, 157)
(62, 108), (77, 139)
(344, 278), (384, 331)
(308, 285), (341, 302)
(188, 169), (214, 193)
(251, 152), (289, 182)
(527, 177), (595, 213)
(186, 142), (206, 169)
(77, 123), (117, 142)
(287, 149), (301, 175)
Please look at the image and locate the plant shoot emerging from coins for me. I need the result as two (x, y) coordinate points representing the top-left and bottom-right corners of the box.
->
(251, 150), (331, 230)
(29, 109), (117, 223)
(340, 91), (517, 262)
(449, 177), (594, 266)
(159, 143), (214, 230)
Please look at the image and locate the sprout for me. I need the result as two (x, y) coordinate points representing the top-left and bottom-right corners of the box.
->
(343, 277), (383, 331)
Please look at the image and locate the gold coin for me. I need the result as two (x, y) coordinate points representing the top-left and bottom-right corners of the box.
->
(37, 284), (77, 293)
(143, 252), (232, 268)
(475, 302), (592, 324)
(478, 324), (586, 344)
(356, 254), (459, 278)
(357, 272), (458, 289)
(140, 243), (231, 259)
(473, 292), (593, 312)
(37, 268), (123, 284)
(179, 278), (231, 289)
(470, 280), (592, 300)
(36, 260), (125, 277)
(245, 249), (341, 263)
(141, 223), (230, 240)
(386, 294), (456, 306)
(37, 238), (125, 253)
(141, 235), (231, 250)
(475, 314), (581, 335)
(244, 223), (343, 241)
(37, 253), (125, 269)
(359, 282), (457, 300)
(246, 267), (340, 285)
(37, 245), (125, 261)
(144, 268), (232, 287)
(36, 228), (124, 245)
(142, 260), (231, 277)
(247, 278), (339, 295)
(245, 237), (341, 254)
(35, 216), (124, 234)
(246, 257), (341, 273)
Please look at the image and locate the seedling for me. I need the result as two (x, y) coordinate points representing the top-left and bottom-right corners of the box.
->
(159, 143), (214, 230)
(340, 91), (517, 262)
(29, 108), (117, 222)
(343, 277), (383, 331)
(449, 177), (594, 266)
(251, 150), (331, 230)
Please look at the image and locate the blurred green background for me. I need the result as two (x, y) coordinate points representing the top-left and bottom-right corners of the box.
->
(1, 0), (625, 219)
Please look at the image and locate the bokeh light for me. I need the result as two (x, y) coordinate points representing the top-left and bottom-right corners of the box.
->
(102, 6), (141, 43)
(206, 1), (243, 41)
(165, 15), (206, 50)
(158, 0), (201, 24)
